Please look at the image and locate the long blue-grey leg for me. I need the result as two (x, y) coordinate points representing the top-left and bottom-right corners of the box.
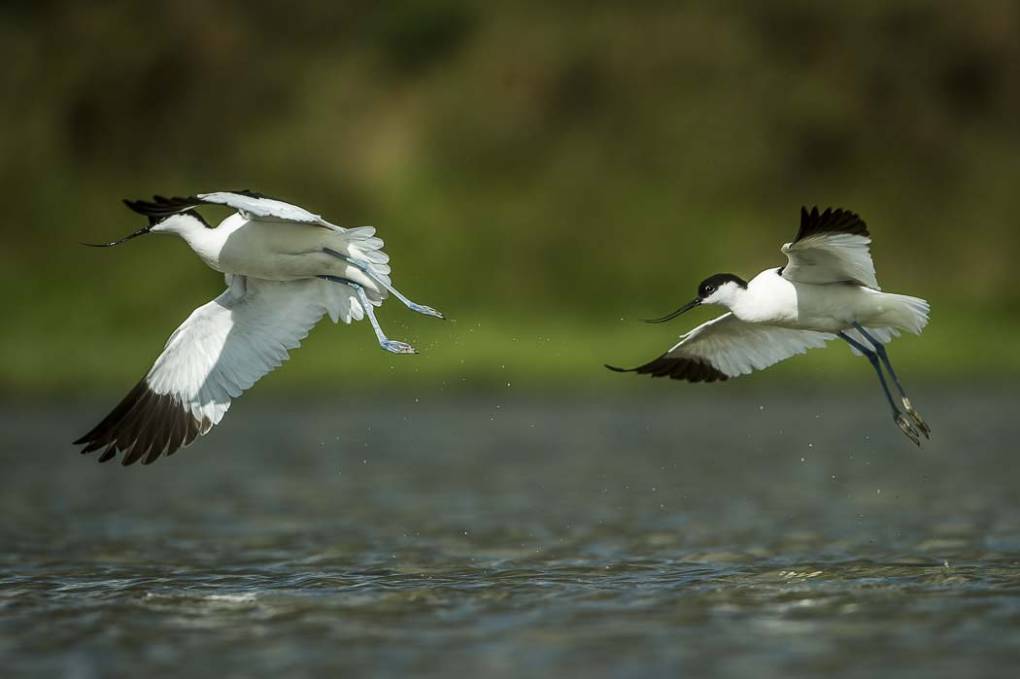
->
(839, 331), (921, 446)
(319, 276), (416, 354)
(323, 248), (444, 319)
(852, 323), (930, 438)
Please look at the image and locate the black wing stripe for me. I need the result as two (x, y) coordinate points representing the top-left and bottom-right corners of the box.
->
(142, 398), (180, 465)
(106, 390), (156, 464)
(73, 379), (203, 465)
(124, 190), (282, 224)
(607, 355), (728, 383)
(226, 188), (274, 200)
(111, 387), (157, 458)
(794, 206), (869, 243)
(123, 394), (169, 466)
(73, 380), (146, 445)
(163, 409), (187, 459)
(123, 195), (205, 219)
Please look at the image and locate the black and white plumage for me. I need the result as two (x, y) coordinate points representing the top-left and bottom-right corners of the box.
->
(780, 206), (877, 288)
(75, 191), (443, 465)
(608, 206), (932, 445)
(124, 190), (345, 230)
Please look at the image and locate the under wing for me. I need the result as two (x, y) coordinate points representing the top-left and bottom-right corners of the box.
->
(780, 206), (879, 289)
(608, 312), (835, 382)
(73, 276), (363, 465)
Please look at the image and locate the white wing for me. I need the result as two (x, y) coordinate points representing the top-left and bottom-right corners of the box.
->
(196, 192), (392, 280)
(123, 192), (392, 280)
(124, 191), (349, 231)
(74, 276), (363, 465)
(780, 206), (879, 289)
(197, 191), (345, 230)
(610, 313), (835, 382)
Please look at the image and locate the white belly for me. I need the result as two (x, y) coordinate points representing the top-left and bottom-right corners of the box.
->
(194, 220), (382, 293)
(733, 270), (885, 332)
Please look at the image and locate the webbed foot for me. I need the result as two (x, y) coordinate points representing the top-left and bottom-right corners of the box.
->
(900, 398), (931, 439)
(407, 302), (445, 320)
(381, 339), (417, 354)
(894, 412), (922, 447)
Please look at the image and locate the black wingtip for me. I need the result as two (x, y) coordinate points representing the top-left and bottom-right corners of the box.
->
(122, 194), (201, 219)
(613, 354), (730, 383)
(605, 363), (632, 373)
(795, 205), (869, 243)
(74, 379), (203, 466)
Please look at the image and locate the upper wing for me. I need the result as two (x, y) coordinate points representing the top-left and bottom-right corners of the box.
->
(74, 276), (364, 466)
(780, 206), (879, 289)
(608, 313), (835, 382)
(124, 190), (345, 231)
(197, 191), (344, 229)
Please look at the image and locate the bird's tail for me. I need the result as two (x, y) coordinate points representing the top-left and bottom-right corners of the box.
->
(317, 226), (393, 324)
(339, 226), (391, 280)
(845, 293), (929, 355)
(882, 293), (930, 336)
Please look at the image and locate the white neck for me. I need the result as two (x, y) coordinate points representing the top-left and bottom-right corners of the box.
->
(151, 213), (208, 239)
(725, 272), (797, 324)
(151, 213), (225, 270)
(702, 281), (747, 309)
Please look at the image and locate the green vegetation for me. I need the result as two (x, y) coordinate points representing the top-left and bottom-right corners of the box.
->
(2, 2), (1019, 394)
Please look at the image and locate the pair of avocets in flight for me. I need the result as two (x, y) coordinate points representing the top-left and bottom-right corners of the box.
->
(74, 191), (931, 465)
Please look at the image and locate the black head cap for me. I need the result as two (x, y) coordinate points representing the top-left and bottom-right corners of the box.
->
(697, 273), (747, 299)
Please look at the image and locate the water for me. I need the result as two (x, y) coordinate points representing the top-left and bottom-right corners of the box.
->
(2, 389), (1020, 677)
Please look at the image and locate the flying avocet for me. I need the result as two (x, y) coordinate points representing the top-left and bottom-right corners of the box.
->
(74, 190), (443, 465)
(608, 207), (931, 445)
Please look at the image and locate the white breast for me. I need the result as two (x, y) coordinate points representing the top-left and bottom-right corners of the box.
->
(177, 213), (247, 273)
(731, 269), (799, 325)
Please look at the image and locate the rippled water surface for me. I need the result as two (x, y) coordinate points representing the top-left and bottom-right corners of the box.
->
(2, 390), (1020, 677)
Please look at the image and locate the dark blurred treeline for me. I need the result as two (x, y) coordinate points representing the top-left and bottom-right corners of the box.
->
(2, 1), (1019, 391)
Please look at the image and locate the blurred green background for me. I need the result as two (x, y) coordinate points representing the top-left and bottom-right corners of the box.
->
(2, 1), (1019, 395)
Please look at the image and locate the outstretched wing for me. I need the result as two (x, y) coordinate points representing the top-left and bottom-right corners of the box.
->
(123, 190), (392, 280)
(608, 313), (835, 382)
(197, 191), (345, 229)
(124, 190), (345, 231)
(73, 276), (363, 466)
(780, 206), (879, 289)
